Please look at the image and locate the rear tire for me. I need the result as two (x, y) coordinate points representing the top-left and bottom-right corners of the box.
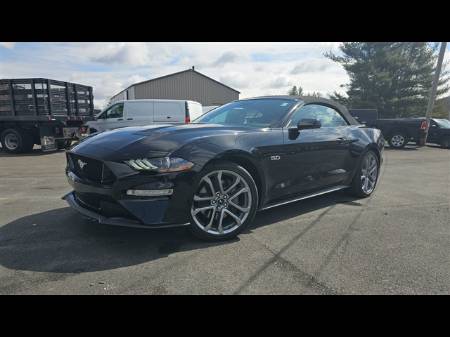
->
(0, 128), (34, 154)
(189, 161), (258, 241)
(348, 150), (380, 198)
(388, 131), (408, 149)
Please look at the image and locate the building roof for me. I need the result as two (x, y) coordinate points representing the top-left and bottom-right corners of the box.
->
(112, 68), (240, 100)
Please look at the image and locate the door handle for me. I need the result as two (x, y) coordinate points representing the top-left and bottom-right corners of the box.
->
(117, 118), (123, 121)
(337, 137), (357, 144)
(167, 116), (172, 119)
(337, 137), (351, 144)
(127, 118), (133, 120)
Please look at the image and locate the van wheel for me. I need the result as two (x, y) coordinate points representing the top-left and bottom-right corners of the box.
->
(0, 128), (34, 153)
(388, 131), (407, 149)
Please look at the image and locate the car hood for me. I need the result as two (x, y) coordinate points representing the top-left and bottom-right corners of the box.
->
(70, 123), (250, 161)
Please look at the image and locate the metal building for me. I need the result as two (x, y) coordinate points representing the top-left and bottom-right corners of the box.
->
(109, 67), (240, 106)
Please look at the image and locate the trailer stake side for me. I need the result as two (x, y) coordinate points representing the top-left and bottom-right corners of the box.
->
(0, 78), (94, 153)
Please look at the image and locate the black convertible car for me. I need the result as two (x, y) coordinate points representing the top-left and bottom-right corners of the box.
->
(63, 96), (384, 240)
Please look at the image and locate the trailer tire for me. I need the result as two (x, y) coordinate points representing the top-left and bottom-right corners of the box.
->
(0, 128), (34, 154)
(56, 139), (72, 150)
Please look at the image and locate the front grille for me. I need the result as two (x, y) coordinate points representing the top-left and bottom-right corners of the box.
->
(75, 192), (137, 220)
(68, 153), (115, 184)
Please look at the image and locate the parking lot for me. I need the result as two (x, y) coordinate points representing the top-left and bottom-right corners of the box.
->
(0, 145), (449, 294)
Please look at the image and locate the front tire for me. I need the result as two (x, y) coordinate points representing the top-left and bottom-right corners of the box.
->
(348, 150), (380, 198)
(189, 161), (258, 241)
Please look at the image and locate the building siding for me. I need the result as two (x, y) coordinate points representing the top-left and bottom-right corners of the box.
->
(133, 70), (238, 106)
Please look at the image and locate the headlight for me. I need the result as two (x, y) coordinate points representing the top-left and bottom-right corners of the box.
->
(125, 157), (194, 172)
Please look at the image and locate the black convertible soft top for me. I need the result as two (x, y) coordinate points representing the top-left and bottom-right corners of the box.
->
(240, 95), (360, 126)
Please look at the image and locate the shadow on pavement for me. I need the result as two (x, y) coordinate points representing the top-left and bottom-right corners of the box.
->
(0, 191), (358, 274)
(249, 190), (359, 231)
(0, 147), (65, 157)
(0, 207), (233, 273)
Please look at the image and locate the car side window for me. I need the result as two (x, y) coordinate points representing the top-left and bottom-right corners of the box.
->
(288, 104), (348, 128)
(106, 103), (124, 119)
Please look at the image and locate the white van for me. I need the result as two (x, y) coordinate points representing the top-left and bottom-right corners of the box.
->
(87, 99), (203, 133)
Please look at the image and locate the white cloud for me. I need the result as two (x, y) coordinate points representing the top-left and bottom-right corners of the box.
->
(269, 76), (292, 89)
(212, 51), (241, 67)
(0, 42), (350, 108)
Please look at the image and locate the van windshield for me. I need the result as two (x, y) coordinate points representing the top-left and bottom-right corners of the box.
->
(193, 99), (297, 128)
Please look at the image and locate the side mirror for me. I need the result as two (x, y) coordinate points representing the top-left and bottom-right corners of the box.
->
(288, 118), (321, 140)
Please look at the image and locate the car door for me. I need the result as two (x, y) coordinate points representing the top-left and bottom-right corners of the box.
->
(97, 103), (125, 131)
(281, 103), (352, 195)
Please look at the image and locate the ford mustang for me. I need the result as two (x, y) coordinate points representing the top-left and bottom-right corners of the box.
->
(63, 96), (384, 240)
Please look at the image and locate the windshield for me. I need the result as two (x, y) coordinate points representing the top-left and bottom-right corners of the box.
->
(433, 119), (450, 128)
(194, 99), (298, 128)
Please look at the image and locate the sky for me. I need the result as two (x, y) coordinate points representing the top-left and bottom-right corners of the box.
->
(1, 42), (449, 109)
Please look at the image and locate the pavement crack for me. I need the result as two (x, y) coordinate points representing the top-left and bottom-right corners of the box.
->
(234, 205), (335, 294)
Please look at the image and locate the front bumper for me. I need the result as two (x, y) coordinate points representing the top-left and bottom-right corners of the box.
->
(63, 166), (194, 228)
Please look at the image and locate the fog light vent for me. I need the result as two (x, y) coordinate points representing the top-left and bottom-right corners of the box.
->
(126, 189), (173, 197)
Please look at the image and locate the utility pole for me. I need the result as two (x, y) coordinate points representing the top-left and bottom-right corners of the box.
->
(424, 42), (447, 137)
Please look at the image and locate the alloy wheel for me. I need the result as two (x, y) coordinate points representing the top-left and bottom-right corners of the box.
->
(191, 170), (252, 235)
(361, 152), (378, 194)
(391, 135), (405, 147)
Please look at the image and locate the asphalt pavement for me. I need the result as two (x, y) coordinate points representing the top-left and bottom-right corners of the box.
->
(0, 145), (449, 294)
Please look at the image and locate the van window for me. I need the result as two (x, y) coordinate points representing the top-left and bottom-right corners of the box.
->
(127, 101), (153, 118)
(106, 103), (124, 119)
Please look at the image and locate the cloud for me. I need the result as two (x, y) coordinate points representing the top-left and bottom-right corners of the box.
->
(291, 59), (333, 74)
(0, 42), (350, 108)
(0, 42), (15, 49)
(219, 72), (250, 89)
(212, 51), (240, 67)
(269, 76), (292, 89)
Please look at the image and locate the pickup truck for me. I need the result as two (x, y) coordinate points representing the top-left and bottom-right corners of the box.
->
(349, 109), (428, 149)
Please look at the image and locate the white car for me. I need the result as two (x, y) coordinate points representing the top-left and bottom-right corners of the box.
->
(87, 99), (204, 133)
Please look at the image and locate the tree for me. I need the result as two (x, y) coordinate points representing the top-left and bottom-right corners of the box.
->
(288, 85), (298, 95)
(288, 85), (303, 96)
(326, 43), (450, 118)
(307, 91), (322, 98)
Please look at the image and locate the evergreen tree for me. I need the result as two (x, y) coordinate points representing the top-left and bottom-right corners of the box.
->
(326, 42), (449, 118)
(288, 85), (298, 95)
(288, 85), (304, 96)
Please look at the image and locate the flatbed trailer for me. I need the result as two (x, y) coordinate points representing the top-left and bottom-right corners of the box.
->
(0, 78), (94, 153)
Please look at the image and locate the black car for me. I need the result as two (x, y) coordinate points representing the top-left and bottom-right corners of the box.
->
(63, 96), (384, 240)
(427, 118), (450, 148)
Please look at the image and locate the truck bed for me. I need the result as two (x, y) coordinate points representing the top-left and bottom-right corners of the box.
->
(0, 78), (94, 121)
